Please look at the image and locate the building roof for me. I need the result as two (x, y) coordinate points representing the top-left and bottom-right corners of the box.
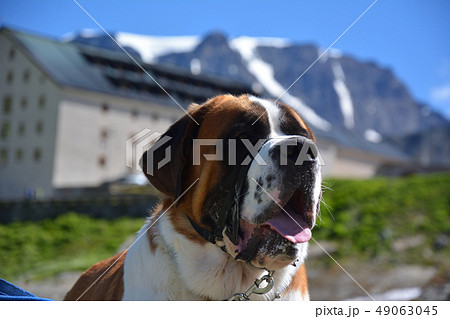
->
(2, 27), (254, 108)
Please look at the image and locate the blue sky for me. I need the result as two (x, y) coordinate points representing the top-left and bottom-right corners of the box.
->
(1, 0), (450, 118)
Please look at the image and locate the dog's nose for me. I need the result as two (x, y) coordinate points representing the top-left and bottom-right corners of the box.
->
(270, 136), (318, 166)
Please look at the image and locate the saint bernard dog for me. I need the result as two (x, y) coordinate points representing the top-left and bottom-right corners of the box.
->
(65, 94), (322, 301)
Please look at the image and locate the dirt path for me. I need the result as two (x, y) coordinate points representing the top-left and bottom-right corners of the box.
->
(16, 272), (82, 301)
(307, 262), (437, 300)
(15, 262), (441, 301)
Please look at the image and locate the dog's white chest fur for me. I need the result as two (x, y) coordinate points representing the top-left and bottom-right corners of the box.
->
(122, 213), (307, 301)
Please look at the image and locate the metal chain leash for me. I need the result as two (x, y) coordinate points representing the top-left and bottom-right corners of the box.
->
(228, 270), (280, 301)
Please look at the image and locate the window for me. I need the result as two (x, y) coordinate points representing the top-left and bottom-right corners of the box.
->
(119, 81), (128, 90)
(38, 95), (46, 109)
(16, 149), (24, 162)
(18, 122), (25, 136)
(1, 122), (10, 140)
(23, 69), (30, 83)
(9, 48), (15, 60)
(100, 128), (108, 141)
(36, 121), (43, 135)
(33, 148), (41, 162)
(21, 97), (28, 110)
(3, 96), (12, 115)
(0, 148), (7, 167)
(6, 71), (13, 84)
(98, 155), (106, 168)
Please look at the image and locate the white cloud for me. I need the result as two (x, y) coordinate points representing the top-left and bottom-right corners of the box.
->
(430, 83), (450, 102)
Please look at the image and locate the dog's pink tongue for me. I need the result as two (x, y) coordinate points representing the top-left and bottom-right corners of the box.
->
(266, 209), (311, 244)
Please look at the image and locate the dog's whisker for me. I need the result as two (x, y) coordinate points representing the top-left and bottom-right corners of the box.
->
(321, 180), (335, 192)
(316, 211), (325, 226)
(320, 198), (334, 221)
(237, 191), (250, 199)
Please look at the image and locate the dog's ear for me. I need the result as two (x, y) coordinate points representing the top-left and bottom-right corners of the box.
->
(141, 109), (203, 198)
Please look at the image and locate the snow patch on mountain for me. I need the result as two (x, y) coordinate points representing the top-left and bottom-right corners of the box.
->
(332, 62), (355, 129)
(247, 37), (292, 48)
(318, 47), (343, 63)
(190, 58), (202, 75)
(365, 129), (383, 143)
(62, 29), (103, 42)
(230, 37), (332, 131)
(115, 32), (200, 63)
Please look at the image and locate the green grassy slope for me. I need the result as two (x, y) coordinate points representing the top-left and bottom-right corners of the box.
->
(0, 173), (449, 281)
(316, 173), (450, 266)
(0, 213), (144, 281)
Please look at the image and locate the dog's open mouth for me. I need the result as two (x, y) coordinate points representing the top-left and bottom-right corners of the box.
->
(266, 189), (314, 243)
(236, 189), (314, 255)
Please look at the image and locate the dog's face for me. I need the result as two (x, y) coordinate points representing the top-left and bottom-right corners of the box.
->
(142, 95), (321, 270)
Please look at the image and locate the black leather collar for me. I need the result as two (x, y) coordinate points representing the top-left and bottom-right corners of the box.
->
(187, 216), (218, 244)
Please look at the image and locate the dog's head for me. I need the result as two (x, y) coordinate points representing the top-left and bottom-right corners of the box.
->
(142, 95), (321, 270)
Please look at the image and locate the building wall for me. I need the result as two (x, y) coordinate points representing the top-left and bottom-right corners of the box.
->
(316, 138), (338, 177)
(52, 88), (182, 188)
(0, 34), (61, 200)
(331, 147), (381, 178)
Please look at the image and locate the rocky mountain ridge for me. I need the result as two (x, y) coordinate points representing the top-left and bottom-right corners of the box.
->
(68, 31), (450, 167)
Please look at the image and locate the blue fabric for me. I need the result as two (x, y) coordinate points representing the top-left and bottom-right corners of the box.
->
(0, 279), (52, 301)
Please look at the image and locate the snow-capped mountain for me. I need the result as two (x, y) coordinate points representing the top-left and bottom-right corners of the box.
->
(64, 30), (200, 62)
(68, 30), (448, 144)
